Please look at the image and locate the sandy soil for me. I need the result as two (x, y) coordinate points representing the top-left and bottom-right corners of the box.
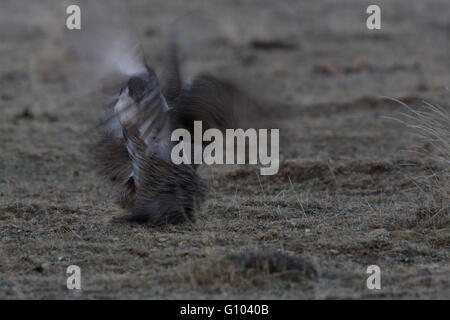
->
(0, 0), (449, 299)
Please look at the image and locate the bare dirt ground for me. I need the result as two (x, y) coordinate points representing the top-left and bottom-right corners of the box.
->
(0, 0), (449, 299)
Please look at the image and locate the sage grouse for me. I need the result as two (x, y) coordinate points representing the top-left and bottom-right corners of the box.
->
(93, 42), (254, 226)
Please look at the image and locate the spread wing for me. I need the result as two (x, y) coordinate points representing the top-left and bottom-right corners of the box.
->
(170, 73), (261, 134)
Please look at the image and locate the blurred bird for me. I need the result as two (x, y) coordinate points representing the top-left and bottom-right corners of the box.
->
(70, 0), (261, 225)
(91, 34), (258, 226)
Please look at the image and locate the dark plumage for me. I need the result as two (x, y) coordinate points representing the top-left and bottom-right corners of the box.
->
(93, 42), (254, 226)
(129, 152), (208, 225)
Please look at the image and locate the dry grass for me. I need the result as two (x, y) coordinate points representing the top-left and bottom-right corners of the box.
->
(408, 102), (449, 166)
(391, 99), (450, 167)
(387, 98), (450, 230)
(0, 0), (449, 299)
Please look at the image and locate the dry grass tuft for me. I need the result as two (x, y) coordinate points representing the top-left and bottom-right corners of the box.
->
(400, 100), (450, 232)
(403, 101), (450, 167)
